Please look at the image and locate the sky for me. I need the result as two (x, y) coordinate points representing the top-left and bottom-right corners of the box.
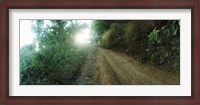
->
(20, 20), (35, 48)
(20, 20), (93, 49)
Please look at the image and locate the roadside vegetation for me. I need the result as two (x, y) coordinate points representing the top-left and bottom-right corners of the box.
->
(20, 20), (87, 85)
(20, 20), (180, 85)
(92, 20), (180, 73)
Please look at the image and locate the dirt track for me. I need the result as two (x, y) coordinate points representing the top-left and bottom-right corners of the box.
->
(77, 46), (180, 85)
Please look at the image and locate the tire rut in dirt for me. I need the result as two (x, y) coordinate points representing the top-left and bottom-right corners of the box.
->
(77, 46), (179, 85)
(99, 48), (133, 84)
(93, 51), (121, 85)
(100, 48), (163, 85)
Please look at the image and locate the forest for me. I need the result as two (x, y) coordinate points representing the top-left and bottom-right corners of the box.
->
(92, 20), (180, 71)
(20, 20), (180, 85)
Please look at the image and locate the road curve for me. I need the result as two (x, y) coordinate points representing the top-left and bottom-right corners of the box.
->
(77, 46), (180, 85)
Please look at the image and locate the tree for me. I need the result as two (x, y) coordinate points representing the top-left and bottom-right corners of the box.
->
(92, 20), (180, 72)
(91, 20), (113, 44)
(20, 20), (88, 85)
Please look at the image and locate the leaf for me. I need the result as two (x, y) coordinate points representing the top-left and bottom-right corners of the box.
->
(173, 28), (178, 36)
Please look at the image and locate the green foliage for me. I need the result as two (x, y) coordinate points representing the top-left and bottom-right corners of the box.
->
(101, 30), (112, 48)
(148, 20), (179, 44)
(20, 44), (36, 81)
(92, 20), (180, 72)
(147, 20), (180, 71)
(123, 21), (155, 61)
(20, 20), (87, 85)
(101, 23), (125, 49)
(92, 20), (114, 44)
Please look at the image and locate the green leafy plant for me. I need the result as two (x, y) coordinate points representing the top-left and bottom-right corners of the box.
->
(20, 20), (87, 85)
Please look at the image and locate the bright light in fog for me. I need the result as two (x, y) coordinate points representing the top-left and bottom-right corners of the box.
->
(75, 29), (91, 44)
(20, 20), (35, 48)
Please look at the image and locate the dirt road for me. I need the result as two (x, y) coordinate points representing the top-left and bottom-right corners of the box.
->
(77, 46), (180, 85)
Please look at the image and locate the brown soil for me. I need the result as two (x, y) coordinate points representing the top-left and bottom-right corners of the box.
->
(76, 46), (180, 85)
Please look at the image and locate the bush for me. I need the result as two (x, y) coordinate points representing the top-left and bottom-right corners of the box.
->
(20, 20), (87, 85)
(147, 20), (180, 71)
(20, 44), (86, 85)
(123, 21), (155, 60)
(101, 29), (112, 48)
(92, 20), (180, 72)
(101, 23), (125, 49)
